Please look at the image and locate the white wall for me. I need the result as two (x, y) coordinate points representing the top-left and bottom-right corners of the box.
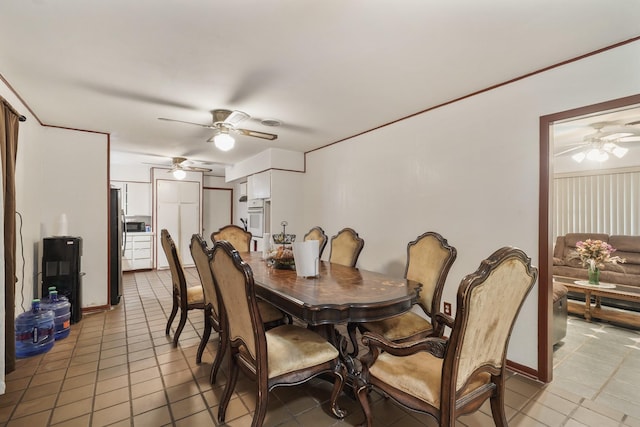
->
(110, 163), (152, 182)
(270, 170), (304, 238)
(302, 40), (640, 371)
(40, 129), (109, 307)
(1, 77), (109, 390)
(10, 110), (109, 303)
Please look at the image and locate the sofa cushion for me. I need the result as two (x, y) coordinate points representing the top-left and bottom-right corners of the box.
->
(564, 256), (584, 268)
(607, 262), (640, 275)
(564, 233), (609, 247)
(610, 250), (640, 265)
(609, 235), (640, 253)
(553, 236), (565, 259)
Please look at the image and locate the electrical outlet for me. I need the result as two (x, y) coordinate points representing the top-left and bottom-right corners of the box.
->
(443, 302), (452, 316)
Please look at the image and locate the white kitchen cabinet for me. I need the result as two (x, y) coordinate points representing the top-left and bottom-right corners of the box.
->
(247, 170), (271, 199)
(112, 181), (151, 216)
(155, 180), (201, 268)
(123, 233), (154, 271)
(126, 182), (151, 216)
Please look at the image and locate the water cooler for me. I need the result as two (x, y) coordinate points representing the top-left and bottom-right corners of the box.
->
(41, 236), (83, 323)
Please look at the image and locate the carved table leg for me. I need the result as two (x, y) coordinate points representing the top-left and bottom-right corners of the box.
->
(584, 290), (592, 322)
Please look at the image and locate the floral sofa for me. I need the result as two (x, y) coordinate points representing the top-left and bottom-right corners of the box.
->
(553, 233), (640, 286)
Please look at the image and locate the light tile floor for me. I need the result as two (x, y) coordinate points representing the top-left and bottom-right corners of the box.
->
(1, 268), (640, 426)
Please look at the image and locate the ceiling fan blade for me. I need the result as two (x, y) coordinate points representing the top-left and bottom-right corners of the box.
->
(619, 136), (640, 142)
(158, 117), (215, 129)
(186, 166), (213, 172)
(234, 128), (278, 140)
(224, 110), (250, 126)
(555, 144), (587, 157)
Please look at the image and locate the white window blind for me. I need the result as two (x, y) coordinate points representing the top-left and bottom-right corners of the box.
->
(553, 168), (640, 240)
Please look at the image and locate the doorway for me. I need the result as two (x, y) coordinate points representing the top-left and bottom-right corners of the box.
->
(538, 93), (640, 382)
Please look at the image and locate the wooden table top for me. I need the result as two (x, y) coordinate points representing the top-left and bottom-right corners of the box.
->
(553, 275), (640, 300)
(240, 251), (421, 326)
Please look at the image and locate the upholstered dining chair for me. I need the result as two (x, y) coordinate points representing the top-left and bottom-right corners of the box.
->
(354, 246), (538, 427)
(329, 227), (365, 267)
(348, 231), (457, 356)
(210, 240), (347, 427)
(190, 234), (289, 383)
(211, 224), (252, 252)
(189, 234), (225, 383)
(161, 229), (205, 347)
(303, 226), (328, 258)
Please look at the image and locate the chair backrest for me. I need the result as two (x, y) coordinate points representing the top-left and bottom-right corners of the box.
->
(405, 232), (457, 318)
(161, 229), (187, 304)
(210, 240), (265, 367)
(303, 226), (328, 258)
(190, 234), (220, 319)
(329, 228), (364, 267)
(211, 225), (252, 252)
(444, 247), (537, 394)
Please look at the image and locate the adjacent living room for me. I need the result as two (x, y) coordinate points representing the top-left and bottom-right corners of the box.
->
(549, 101), (640, 418)
(552, 102), (640, 330)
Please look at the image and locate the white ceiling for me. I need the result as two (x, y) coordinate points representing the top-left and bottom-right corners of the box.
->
(553, 104), (640, 173)
(2, 0), (640, 175)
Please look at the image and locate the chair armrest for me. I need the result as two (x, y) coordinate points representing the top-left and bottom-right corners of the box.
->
(359, 332), (448, 369)
(435, 312), (454, 329)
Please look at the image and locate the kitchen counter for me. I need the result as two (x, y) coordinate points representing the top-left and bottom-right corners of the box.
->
(126, 231), (155, 236)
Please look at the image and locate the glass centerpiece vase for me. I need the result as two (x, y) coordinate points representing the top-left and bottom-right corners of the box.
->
(587, 260), (600, 285)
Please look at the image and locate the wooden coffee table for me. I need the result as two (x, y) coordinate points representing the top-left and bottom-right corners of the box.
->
(553, 275), (640, 328)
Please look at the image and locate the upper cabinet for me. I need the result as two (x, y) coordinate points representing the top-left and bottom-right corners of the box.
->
(247, 171), (271, 199)
(112, 181), (151, 216)
(126, 182), (151, 216)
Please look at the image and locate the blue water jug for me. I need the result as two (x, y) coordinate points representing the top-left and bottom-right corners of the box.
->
(40, 291), (71, 340)
(42, 286), (69, 303)
(15, 299), (55, 358)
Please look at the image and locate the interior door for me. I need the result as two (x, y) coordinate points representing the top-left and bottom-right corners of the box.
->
(203, 188), (233, 244)
(156, 202), (179, 269)
(178, 202), (199, 266)
(156, 180), (201, 269)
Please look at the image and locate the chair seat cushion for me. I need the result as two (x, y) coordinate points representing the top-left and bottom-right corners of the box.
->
(362, 311), (432, 341)
(258, 300), (285, 324)
(370, 351), (490, 408)
(186, 285), (204, 305)
(266, 325), (339, 378)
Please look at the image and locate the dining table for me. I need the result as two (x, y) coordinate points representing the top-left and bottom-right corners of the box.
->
(239, 251), (421, 371)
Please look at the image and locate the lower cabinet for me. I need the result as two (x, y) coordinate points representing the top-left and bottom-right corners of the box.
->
(123, 234), (154, 271)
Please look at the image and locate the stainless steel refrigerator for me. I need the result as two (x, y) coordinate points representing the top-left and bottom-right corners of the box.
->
(109, 187), (124, 305)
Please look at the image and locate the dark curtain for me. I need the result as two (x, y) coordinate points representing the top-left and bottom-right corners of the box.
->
(1, 96), (20, 374)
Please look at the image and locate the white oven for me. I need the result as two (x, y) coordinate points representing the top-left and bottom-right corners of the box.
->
(247, 199), (264, 237)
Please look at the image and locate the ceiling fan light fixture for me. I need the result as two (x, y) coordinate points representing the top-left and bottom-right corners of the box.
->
(572, 152), (586, 163)
(213, 131), (235, 151)
(612, 145), (629, 158)
(172, 169), (187, 180)
(585, 149), (609, 162)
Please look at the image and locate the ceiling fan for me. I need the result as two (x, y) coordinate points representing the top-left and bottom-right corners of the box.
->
(168, 157), (212, 179)
(158, 109), (278, 151)
(554, 122), (640, 163)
